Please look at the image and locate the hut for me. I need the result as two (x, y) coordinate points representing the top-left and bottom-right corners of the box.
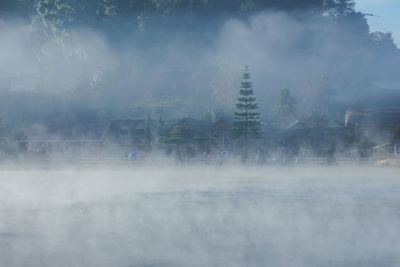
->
(345, 109), (400, 143)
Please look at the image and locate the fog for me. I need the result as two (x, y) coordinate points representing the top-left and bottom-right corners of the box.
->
(1, 3), (400, 266)
(0, 166), (400, 266)
(1, 8), (399, 122)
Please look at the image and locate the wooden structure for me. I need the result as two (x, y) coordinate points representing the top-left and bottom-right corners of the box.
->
(282, 119), (351, 156)
(345, 109), (400, 143)
(16, 119), (154, 158)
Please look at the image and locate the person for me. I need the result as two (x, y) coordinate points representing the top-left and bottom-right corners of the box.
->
(128, 151), (137, 160)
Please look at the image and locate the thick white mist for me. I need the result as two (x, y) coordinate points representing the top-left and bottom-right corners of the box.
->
(1, 12), (398, 119)
(0, 166), (399, 266)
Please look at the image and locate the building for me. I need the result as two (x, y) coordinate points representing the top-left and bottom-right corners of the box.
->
(345, 109), (400, 143)
(105, 120), (150, 151)
(346, 109), (400, 159)
(16, 119), (154, 159)
(282, 119), (351, 156)
(16, 121), (108, 157)
(165, 118), (211, 158)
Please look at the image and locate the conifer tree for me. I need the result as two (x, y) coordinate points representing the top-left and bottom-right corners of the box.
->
(232, 66), (261, 158)
(165, 124), (193, 160)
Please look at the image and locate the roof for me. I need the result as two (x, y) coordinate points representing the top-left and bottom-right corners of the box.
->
(285, 121), (309, 131)
(211, 118), (232, 131)
(18, 121), (109, 142)
(326, 119), (345, 129)
(16, 119), (153, 143)
(109, 120), (146, 132)
(373, 143), (393, 151)
(283, 121), (310, 137)
(174, 118), (210, 132)
(283, 119), (349, 137)
(106, 120), (151, 147)
(345, 109), (400, 126)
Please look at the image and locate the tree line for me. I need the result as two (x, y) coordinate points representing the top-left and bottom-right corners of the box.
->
(2, 0), (357, 17)
(1, 0), (361, 35)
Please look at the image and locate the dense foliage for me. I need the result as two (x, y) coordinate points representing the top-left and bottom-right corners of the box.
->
(1, 0), (345, 17)
(233, 67), (261, 158)
(0, 0), (398, 131)
(1, 0), (360, 34)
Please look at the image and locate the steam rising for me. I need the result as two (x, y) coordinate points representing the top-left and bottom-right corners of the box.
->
(1, 5), (400, 267)
(1, 10), (398, 122)
(1, 166), (400, 266)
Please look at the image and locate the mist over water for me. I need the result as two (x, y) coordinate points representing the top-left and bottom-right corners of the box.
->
(1, 166), (400, 267)
(1, 2), (400, 266)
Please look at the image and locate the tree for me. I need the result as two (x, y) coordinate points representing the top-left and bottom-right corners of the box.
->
(165, 124), (194, 160)
(33, 0), (75, 39)
(323, 0), (355, 17)
(232, 66), (261, 159)
(275, 88), (297, 127)
(371, 31), (398, 52)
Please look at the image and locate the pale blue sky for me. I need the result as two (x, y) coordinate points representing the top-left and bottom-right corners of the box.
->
(356, 0), (400, 46)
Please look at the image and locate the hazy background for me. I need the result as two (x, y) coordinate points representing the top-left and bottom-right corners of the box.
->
(0, 0), (399, 126)
(1, 3), (400, 266)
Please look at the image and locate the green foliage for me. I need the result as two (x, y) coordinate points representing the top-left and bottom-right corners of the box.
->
(323, 0), (355, 17)
(163, 123), (195, 160)
(34, 0), (75, 38)
(4, 0), (364, 32)
(101, 0), (117, 16)
(232, 66), (262, 142)
(165, 124), (193, 145)
(371, 31), (398, 52)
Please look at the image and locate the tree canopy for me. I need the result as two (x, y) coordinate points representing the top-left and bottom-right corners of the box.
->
(2, 0), (361, 32)
(0, 0), (398, 126)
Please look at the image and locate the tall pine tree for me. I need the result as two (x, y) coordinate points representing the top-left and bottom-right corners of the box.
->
(232, 66), (261, 158)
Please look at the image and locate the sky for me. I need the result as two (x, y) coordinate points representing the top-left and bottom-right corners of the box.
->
(356, 0), (400, 46)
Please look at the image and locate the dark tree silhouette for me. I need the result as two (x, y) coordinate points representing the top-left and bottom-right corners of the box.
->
(232, 66), (261, 159)
(165, 124), (194, 160)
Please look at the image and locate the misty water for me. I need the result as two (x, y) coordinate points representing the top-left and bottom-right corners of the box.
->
(0, 166), (399, 267)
